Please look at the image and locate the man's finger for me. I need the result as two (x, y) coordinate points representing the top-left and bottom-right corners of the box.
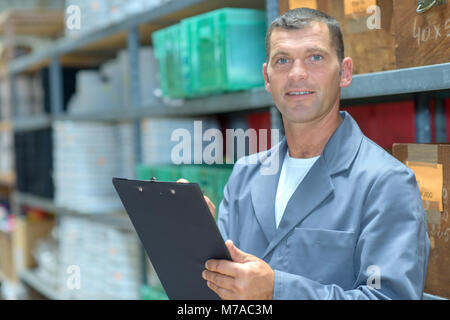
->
(176, 178), (189, 183)
(205, 259), (239, 277)
(204, 195), (216, 217)
(202, 270), (235, 291)
(226, 240), (250, 263)
(206, 281), (234, 300)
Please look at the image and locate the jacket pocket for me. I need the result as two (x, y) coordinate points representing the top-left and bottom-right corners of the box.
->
(286, 227), (355, 288)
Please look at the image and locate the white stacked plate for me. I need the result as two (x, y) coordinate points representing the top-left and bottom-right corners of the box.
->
(105, 228), (141, 299)
(53, 121), (131, 214)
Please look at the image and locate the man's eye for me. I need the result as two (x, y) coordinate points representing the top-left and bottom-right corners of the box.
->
(311, 54), (323, 62)
(276, 58), (288, 64)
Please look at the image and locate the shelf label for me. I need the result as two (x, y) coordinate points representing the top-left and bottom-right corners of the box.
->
(406, 161), (443, 212)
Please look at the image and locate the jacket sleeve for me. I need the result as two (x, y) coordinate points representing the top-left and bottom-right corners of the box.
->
(216, 163), (242, 247)
(274, 166), (430, 300)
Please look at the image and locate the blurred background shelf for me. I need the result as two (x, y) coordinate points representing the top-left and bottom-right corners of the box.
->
(19, 270), (61, 300)
(7, 0), (265, 74)
(13, 192), (133, 231)
(19, 270), (118, 300)
(9, 62), (450, 131)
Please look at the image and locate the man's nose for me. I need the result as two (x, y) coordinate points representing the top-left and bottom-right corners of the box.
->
(288, 59), (307, 81)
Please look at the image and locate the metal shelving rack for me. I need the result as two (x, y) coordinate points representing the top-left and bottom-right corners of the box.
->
(3, 0), (449, 300)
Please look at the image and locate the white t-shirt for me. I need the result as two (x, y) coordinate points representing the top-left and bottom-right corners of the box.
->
(275, 150), (320, 228)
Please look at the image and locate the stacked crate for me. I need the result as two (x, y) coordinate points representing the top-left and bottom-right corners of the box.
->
(152, 8), (267, 99)
(55, 216), (142, 299)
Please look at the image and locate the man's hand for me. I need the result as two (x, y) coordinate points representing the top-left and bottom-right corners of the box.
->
(202, 240), (274, 300)
(176, 178), (216, 218)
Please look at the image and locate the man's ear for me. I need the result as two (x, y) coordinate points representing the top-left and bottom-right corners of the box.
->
(263, 62), (271, 92)
(339, 57), (353, 88)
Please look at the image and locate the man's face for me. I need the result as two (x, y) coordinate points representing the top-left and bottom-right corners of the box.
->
(263, 22), (351, 125)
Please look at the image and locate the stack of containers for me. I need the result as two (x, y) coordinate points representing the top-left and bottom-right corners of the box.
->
(52, 121), (133, 214)
(152, 8), (266, 99)
(152, 24), (185, 99)
(67, 47), (160, 114)
(14, 129), (54, 199)
(104, 228), (141, 300)
(67, 68), (122, 114)
(58, 216), (87, 299)
(141, 117), (221, 165)
(57, 217), (142, 299)
(118, 46), (161, 107)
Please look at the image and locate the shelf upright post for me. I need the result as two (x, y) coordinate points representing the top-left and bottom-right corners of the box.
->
(434, 98), (447, 142)
(415, 93), (431, 143)
(49, 55), (64, 115)
(126, 26), (147, 289)
(127, 26), (143, 164)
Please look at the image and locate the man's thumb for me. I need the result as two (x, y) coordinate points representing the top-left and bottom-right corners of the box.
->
(226, 240), (248, 263)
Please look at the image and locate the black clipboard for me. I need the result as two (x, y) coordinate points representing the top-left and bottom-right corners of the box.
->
(112, 177), (231, 300)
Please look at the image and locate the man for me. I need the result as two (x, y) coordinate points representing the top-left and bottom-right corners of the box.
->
(180, 8), (429, 299)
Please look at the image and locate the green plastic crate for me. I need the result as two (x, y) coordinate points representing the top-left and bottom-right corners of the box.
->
(136, 164), (182, 182)
(181, 8), (266, 97)
(136, 164), (151, 180)
(152, 23), (185, 98)
(140, 284), (168, 300)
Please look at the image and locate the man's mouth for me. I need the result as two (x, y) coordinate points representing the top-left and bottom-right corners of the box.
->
(286, 91), (314, 96)
(285, 90), (315, 96)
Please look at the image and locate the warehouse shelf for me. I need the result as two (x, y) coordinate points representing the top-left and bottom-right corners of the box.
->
(19, 270), (118, 300)
(341, 63), (450, 100)
(12, 114), (51, 132)
(19, 270), (61, 300)
(10, 62), (450, 131)
(13, 192), (134, 231)
(56, 87), (271, 120)
(7, 0), (265, 74)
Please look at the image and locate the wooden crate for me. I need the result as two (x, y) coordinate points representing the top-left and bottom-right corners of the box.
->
(12, 216), (55, 271)
(0, 230), (17, 282)
(394, 0), (450, 69)
(393, 143), (450, 299)
(278, 0), (397, 74)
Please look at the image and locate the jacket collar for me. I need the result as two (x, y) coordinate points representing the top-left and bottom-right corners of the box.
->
(322, 111), (364, 175)
(249, 111), (363, 259)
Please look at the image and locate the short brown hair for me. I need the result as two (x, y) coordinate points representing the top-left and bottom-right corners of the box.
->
(266, 8), (344, 65)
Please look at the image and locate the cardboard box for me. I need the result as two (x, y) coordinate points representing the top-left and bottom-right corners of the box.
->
(278, 0), (396, 74)
(392, 143), (450, 299)
(0, 230), (17, 282)
(394, 0), (450, 69)
(12, 216), (54, 272)
(278, 0), (449, 72)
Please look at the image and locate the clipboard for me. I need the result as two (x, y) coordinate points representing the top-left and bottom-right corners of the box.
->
(112, 177), (231, 300)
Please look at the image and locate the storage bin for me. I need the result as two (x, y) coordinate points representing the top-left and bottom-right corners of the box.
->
(181, 8), (266, 97)
(152, 24), (185, 99)
(152, 8), (266, 98)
